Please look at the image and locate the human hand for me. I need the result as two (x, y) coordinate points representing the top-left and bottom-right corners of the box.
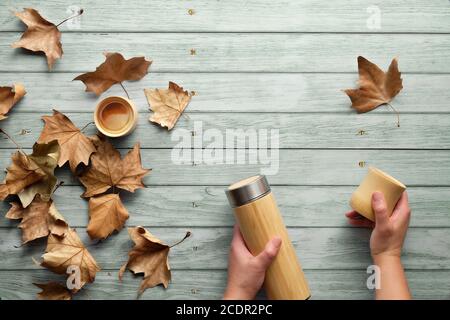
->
(223, 225), (282, 300)
(345, 191), (411, 259)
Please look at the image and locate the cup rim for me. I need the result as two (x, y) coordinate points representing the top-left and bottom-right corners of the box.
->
(94, 96), (137, 138)
(369, 167), (406, 189)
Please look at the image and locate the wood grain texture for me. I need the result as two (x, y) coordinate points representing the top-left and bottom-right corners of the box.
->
(2, 112), (450, 150)
(1, 73), (449, 113)
(1, 186), (446, 227)
(1, 149), (449, 186)
(0, 227), (449, 270)
(0, 270), (449, 300)
(1, 0), (450, 33)
(1, 33), (450, 72)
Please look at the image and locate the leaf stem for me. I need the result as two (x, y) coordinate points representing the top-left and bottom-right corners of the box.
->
(56, 9), (84, 27)
(120, 82), (131, 99)
(80, 121), (95, 133)
(385, 103), (400, 127)
(53, 181), (64, 193)
(169, 231), (191, 248)
(0, 128), (23, 151)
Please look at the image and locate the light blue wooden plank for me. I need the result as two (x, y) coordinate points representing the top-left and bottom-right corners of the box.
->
(1, 149), (449, 186)
(1, 73), (448, 113)
(0, 227), (449, 270)
(1, 112), (450, 149)
(0, 269), (448, 300)
(1, 33), (450, 72)
(1, 185), (447, 228)
(1, 0), (450, 33)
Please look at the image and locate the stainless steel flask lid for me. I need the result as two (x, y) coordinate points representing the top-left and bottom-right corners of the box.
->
(225, 175), (271, 207)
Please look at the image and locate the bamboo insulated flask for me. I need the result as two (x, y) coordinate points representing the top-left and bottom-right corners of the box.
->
(350, 167), (407, 221)
(225, 175), (311, 300)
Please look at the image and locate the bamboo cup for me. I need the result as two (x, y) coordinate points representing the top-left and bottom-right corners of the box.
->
(350, 167), (406, 221)
(94, 96), (138, 138)
(225, 175), (311, 300)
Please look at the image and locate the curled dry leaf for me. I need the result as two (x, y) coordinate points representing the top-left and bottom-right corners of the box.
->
(0, 84), (26, 120)
(12, 8), (63, 70)
(18, 140), (60, 207)
(41, 228), (100, 290)
(0, 141), (59, 201)
(344, 56), (403, 126)
(6, 195), (67, 244)
(73, 52), (152, 96)
(145, 81), (191, 130)
(87, 194), (129, 240)
(79, 136), (150, 197)
(119, 227), (190, 295)
(38, 110), (96, 172)
(34, 282), (72, 300)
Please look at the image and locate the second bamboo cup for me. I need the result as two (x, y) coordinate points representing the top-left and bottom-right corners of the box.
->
(350, 167), (406, 221)
(225, 175), (310, 300)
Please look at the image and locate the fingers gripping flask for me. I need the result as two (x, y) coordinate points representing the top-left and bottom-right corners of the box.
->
(225, 175), (311, 300)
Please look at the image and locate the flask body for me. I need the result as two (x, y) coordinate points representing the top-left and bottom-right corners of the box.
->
(227, 176), (310, 300)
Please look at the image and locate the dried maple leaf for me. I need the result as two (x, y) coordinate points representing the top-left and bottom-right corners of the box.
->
(41, 228), (100, 290)
(0, 84), (26, 120)
(87, 193), (129, 240)
(79, 136), (150, 197)
(34, 282), (72, 300)
(12, 8), (63, 70)
(73, 52), (152, 96)
(0, 148), (46, 201)
(6, 196), (67, 244)
(18, 140), (60, 207)
(119, 227), (190, 295)
(145, 81), (191, 130)
(344, 56), (403, 126)
(38, 110), (96, 172)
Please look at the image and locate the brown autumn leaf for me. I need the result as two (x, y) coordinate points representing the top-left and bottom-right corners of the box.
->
(344, 56), (403, 125)
(34, 282), (72, 300)
(38, 110), (96, 172)
(145, 81), (191, 130)
(12, 8), (63, 70)
(0, 148), (47, 201)
(79, 136), (150, 197)
(41, 228), (100, 290)
(6, 195), (67, 244)
(73, 52), (152, 96)
(119, 227), (190, 295)
(18, 140), (60, 207)
(0, 84), (26, 120)
(87, 193), (129, 240)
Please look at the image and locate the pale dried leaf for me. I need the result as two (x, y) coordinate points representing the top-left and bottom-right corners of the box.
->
(145, 81), (191, 130)
(42, 228), (100, 290)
